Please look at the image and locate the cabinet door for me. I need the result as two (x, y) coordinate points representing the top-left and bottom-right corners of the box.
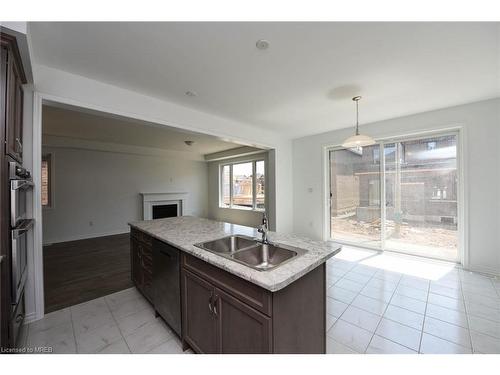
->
(214, 287), (272, 353)
(130, 238), (143, 289)
(139, 242), (153, 302)
(5, 49), (23, 162)
(182, 270), (218, 353)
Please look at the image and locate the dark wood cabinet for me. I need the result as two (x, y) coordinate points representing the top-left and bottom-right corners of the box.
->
(2, 34), (25, 163)
(130, 229), (153, 303)
(182, 270), (218, 353)
(130, 228), (326, 354)
(1, 32), (27, 349)
(215, 287), (272, 353)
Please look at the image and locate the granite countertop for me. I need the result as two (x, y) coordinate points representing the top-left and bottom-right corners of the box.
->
(128, 216), (342, 292)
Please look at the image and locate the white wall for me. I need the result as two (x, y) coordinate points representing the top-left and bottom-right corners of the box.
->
(207, 152), (269, 228)
(293, 98), (500, 276)
(41, 143), (208, 244)
(33, 64), (294, 233)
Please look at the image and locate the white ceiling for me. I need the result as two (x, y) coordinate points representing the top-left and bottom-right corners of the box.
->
(30, 22), (500, 138)
(42, 104), (244, 155)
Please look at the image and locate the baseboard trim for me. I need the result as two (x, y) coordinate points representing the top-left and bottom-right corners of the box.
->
(43, 229), (130, 245)
(23, 311), (38, 324)
(465, 264), (500, 278)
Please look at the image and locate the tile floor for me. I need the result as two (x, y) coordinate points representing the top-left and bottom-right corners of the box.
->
(326, 246), (500, 354)
(21, 287), (192, 354)
(20, 246), (500, 354)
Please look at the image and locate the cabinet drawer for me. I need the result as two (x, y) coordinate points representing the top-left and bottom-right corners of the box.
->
(131, 228), (153, 246)
(182, 254), (272, 316)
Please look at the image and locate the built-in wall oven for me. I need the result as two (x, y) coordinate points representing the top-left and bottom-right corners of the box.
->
(10, 161), (33, 227)
(8, 161), (33, 343)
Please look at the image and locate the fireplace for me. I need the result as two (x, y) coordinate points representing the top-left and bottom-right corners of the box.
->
(141, 192), (188, 220)
(152, 204), (178, 219)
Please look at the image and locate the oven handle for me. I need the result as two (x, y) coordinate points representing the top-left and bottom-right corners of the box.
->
(12, 219), (34, 238)
(10, 180), (34, 190)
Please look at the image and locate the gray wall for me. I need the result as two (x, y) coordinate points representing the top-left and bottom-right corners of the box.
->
(293, 98), (500, 276)
(42, 145), (208, 244)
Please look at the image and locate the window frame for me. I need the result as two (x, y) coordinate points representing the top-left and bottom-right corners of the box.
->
(219, 158), (266, 212)
(41, 152), (54, 209)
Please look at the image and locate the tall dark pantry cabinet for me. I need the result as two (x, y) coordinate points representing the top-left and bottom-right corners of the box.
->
(1, 32), (28, 349)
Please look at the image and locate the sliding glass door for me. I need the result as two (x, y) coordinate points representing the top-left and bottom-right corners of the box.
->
(329, 144), (381, 248)
(329, 133), (459, 262)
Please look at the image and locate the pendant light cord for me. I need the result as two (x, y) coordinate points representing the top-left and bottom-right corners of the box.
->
(355, 99), (359, 135)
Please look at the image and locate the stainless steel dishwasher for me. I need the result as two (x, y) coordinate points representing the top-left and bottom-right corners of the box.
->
(152, 239), (181, 337)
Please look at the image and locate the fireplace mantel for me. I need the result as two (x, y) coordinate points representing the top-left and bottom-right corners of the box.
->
(141, 192), (188, 220)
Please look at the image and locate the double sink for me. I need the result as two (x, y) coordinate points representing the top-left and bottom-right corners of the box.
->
(194, 235), (305, 271)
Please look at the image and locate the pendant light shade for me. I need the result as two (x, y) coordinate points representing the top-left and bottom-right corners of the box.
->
(341, 96), (375, 148)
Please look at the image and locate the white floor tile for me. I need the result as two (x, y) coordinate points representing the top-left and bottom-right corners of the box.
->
(28, 308), (72, 334)
(75, 322), (123, 354)
(423, 317), (471, 348)
(124, 319), (173, 354)
(420, 333), (472, 354)
(465, 302), (500, 323)
(375, 318), (421, 351)
(360, 285), (394, 303)
(340, 306), (381, 332)
(463, 293), (500, 311)
(27, 321), (76, 354)
(366, 277), (398, 292)
(429, 283), (463, 300)
(399, 276), (429, 292)
(327, 319), (373, 353)
(328, 286), (358, 304)
(326, 297), (349, 318)
(96, 338), (131, 354)
(468, 315), (500, 339)
(470, 331), (500, 353)
(373, 270), (402, 283)
(427, 293), (465, 312)
(351, 294), (388, 316)
(384, 305), (424, 330)
(147, 337), (185, 354)
(108, 294), (153, 320)
(390, 294), (427, 315)
(351, 265), (378, 277)
(326, 337), (359, 354)
(115, 306), (158, 337)
(343, 271), (372, 284)
(395, 285), (428, 302)
(335, 278), (366, 293)
(366, 334), (417, 354)
(326, 313), (338, 332)
(72, 309), (116, 336)
(425, 303), (468, 328)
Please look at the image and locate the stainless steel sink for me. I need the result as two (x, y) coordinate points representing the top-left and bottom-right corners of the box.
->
(195, 235), (256, 254)
(232, 243), (302, 271)
(194, 235), (305, 271)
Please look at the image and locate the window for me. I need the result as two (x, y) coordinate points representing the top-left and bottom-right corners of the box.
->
(42, 154), (52, 207)
(220, 159), (265, 210)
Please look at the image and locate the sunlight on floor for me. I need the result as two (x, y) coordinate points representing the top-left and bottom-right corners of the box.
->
(338, 245), (457, 281)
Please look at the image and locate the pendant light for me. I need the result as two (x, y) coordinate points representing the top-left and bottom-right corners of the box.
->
(341, 96), (376, 148)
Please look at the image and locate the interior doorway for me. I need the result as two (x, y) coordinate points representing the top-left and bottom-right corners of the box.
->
(328, 132), (460, 262)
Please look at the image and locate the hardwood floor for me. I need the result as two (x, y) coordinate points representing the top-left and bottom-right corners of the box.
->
(43, 233), (133, 313)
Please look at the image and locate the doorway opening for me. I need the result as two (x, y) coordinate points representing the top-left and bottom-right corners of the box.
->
(328, 132), (459, 262)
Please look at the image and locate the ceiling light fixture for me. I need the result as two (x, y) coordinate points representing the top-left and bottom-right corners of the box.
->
(341, 96), (376, 149)
(255, 39), (270, 50)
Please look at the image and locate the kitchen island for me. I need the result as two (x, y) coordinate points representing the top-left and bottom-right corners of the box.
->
(129, 216), (341, 354)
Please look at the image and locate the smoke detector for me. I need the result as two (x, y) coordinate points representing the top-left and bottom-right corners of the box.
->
(255, 39), (270, 50)
(184, 140), (195, 146)
(185, 91), (198, 97)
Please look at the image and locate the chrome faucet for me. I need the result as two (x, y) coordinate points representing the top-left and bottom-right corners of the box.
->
(257, 212), (269, 244)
